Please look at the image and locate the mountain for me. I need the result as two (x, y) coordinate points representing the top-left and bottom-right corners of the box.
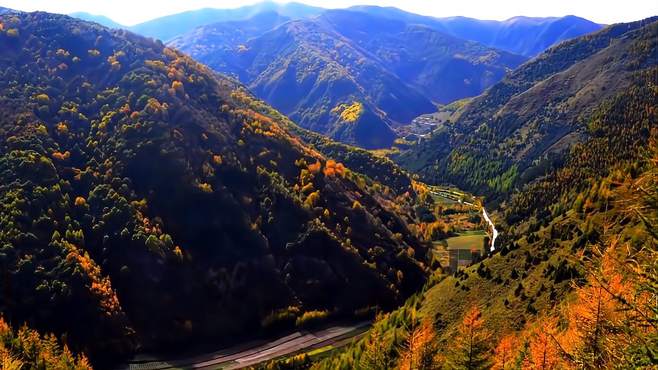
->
(349, 6), (603, 56)
(0, 11), (431, 365)
(432, 15), (605, 56)
(170, 10), (526, 148)
(397, 17), (658, 197)
(313, 18), (658, 369)
(129, 1), (324, 42)
(69, 11), (125, 29)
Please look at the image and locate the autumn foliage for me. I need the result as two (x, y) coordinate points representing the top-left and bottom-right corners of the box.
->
(323, 159), (346, 178)
(0, 317), (92, 369)
(492, 334), (517, 370)
(448, 306), (491, 369)
(523, 319), (562, 370)
(398, 320), (440, 370)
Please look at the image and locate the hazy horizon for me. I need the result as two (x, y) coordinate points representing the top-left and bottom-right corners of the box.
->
(0, 0), (656, 26)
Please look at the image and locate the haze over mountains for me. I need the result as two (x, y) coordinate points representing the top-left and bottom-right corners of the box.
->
(348, 6), (603, 56)
(68, 2), (603, 58)
(63, 2), (604, 148)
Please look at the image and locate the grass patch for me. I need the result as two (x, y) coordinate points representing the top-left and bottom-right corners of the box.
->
(458, 230), (487, 236)
(445, 234), (486, 251)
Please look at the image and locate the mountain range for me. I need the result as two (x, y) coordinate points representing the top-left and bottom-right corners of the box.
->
(348, 6), (603, 56)
(1, 4), (655, 370)
(69, 3), (603, 58)
(170, 10), (526, 148)
(60, 2), (604, 149)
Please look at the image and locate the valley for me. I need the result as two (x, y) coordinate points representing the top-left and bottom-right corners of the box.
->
(0, 2), (656, 370)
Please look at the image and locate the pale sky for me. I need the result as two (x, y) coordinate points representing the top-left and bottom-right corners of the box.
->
(1, 0), (656, 26)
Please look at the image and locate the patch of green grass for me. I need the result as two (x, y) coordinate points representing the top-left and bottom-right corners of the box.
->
(445, 234), (486, 251)
(431, 194), (459, 204)
(458, 230), (487, 236)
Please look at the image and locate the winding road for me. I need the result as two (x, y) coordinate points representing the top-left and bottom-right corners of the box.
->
(121, 322), (370, 370)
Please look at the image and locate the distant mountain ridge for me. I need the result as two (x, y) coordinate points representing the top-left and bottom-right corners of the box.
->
(69, 11), (125, 29)
(65, 2), (601, 58)
(170, 9), (526, 148)
(348, 6), (604, 56)
(129, 2), (324, 41)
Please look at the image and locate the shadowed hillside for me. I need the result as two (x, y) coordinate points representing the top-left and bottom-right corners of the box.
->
(0, 12), (432, 365)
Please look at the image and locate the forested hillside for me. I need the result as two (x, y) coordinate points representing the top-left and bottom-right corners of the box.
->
(0, 12), (432, 365)
(398, 17), (658, 198)
(171, 10), (526, 148)
(312, 30), (658, 370)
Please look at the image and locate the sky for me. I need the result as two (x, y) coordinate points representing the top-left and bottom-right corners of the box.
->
(1, 0), (656, 26)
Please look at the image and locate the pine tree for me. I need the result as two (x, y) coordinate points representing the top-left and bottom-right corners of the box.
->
(359, 324), (393, 370)
(492, 334), (517, 370)
(562, 254), (630, 368)
(398, 320), (441, 370)
(523, 318), (562, 370)
(447, 306), (491, 369)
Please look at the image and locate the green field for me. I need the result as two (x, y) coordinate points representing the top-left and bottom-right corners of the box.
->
(445, 234), (486, 251)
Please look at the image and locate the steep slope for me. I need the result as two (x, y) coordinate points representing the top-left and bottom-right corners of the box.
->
(69, 12), (125, 29)
(349, 6), (603, 57)
(129, 1), (323, 42)
(314, 23), (658, 370)
(0, 12), (430, 365)
(171, 10), (525, 148)
(397, 17), (658, 197)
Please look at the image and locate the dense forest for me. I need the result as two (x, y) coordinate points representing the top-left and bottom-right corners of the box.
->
(0, 12), (436, 366)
